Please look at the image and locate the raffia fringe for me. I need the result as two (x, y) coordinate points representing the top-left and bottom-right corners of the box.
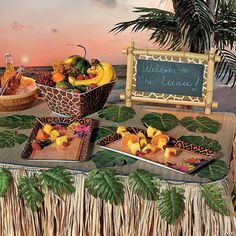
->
(0, 168), (235, 236)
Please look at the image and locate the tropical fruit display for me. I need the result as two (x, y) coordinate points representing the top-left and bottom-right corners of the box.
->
(36, 46), (116, 94)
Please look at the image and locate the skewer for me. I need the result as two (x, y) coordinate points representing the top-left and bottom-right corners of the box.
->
(36, 118), (45, 126)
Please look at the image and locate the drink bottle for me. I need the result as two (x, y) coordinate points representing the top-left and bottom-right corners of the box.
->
(2, 53), (16, 86)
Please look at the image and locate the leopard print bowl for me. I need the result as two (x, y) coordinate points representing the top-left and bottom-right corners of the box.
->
(36, 81), (116, 117)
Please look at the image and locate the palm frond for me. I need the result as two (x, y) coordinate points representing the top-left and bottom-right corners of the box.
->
(175, 0), (214, 52)
(215, 49), (236, 86)
(214, 0), (236, 49)
(110, 7), (181, 50)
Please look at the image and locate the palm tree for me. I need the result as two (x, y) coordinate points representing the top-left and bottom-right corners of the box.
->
(110, 0), (236, 86)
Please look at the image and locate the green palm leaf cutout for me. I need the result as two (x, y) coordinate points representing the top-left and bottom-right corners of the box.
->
(180, 116), (221, 133)
(98, 105), (136, 123)
(179, 135), (222, 152)
(91, 126), (117, 142)
(128, 169), (159, 201)
(141, 113), (179, 131)
(197, 160), (229, 181)
(84, 169), (124, 205)
(201, 184), (229, 215)
(19, 176), (43, 212)
(0, 130), (28, 148)
(0, 169), (11, 197)
(38, 166), (75, 196)
(0, 115), (36, 129)
(232, 183), (236, 211)
(91, 150), (137, 168)
(157, 187), (185, 224)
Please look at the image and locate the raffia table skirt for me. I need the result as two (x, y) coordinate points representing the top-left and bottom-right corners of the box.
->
(0, 100), (235, 236)
(0, 165), (235, 236)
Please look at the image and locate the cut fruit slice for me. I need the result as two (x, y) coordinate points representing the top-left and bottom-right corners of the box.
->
(36, 128), (47, 141)
(42, 124), (53, 135)
(140, 138), (147, 148)
(121, 131), (131, 137)
(49, 130), (60, 142)
(151, 134), (170, 145)
(157, 139), (168, 150)
(142, 143), (159, 154)
(146, 126), (158, 138)
(117, 126), (127, 134)
(56, 135), (68, 146)
(153, 130), (163, 137)
(164, 147), (177, 159)
(121, 133), (139, 147)
(129, 142), (141, 155)
(137, 131), (146, 139)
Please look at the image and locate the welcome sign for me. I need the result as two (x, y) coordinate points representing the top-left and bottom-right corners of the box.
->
(136, 59), (204, 97)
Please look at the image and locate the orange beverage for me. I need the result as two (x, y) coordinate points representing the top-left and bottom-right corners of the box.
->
(2, 53), (15, 86)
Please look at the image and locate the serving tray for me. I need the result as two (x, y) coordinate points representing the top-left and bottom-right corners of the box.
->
(98, 127), (221, 174)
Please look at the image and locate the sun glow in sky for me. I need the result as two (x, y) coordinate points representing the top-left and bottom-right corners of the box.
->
(0, 0), (173, 66)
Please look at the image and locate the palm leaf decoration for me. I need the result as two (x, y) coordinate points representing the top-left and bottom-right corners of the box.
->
(110, 7), (181, 50)
(175, 0), (213, 52)
(84, 169), (124, 205)
(38, 166), (75, 196)
(202, 184), (229, 215)
(0, 115), (36, 129)
(157, 187), (185, 224)
(19, 176), (43, 212)
(128, 169), (159, 201)
(0, 169), (11, 197)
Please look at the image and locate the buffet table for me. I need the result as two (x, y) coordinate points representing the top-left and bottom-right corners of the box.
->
(0, 99), (235, 236)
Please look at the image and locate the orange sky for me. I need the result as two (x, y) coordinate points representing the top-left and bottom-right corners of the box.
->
(0, 0), (173, 66)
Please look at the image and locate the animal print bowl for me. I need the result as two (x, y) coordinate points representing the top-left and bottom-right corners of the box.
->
(36, 81), (116, 117)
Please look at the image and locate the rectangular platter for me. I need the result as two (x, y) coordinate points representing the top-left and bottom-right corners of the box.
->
(21, 117), (95, 162)
(98, 127), (221, 174)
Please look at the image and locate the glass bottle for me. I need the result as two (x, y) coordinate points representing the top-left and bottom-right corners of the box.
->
(3, 66), (24, 95)
(3, 53), (16, 86)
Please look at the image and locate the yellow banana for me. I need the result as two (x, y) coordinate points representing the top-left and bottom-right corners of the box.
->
(97, 62), (116, 86)
(68, 64), (104, 86)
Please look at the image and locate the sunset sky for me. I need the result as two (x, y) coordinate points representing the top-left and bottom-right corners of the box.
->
(0, 0), (173, 66)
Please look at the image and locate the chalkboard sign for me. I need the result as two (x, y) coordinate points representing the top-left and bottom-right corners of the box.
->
(136, 59), (204, 97)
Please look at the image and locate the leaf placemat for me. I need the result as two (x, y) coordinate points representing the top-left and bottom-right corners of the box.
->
(0, 130), (28, 148)
(197, 160), (229, 181)
(91, 126), (117, 142)
(91, 150), (137, 168)
(141, 113), (179, 131)
(180, 116), (221, 133)
(98, 105), (135, 123)
(179, 135), (222, 152)
(0, 115), (36, 129)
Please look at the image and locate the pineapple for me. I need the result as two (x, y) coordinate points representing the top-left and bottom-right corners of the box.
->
(146, 126), (158, 138)
(49, 130), (60, 142)
(129, 142), (141, 155)
(43, 124), (53, 135)
(139, 138), (147, 148)
(164, 147), (177, 159)
(142, 143), (158, 154)
(157, 138), (168, 150)
(153, 130), (162, 137)
(117, 126), (127, 134)
(121, 131), (131, 137)
(56, 135), (68, 146)
(137, 131), (145, 139)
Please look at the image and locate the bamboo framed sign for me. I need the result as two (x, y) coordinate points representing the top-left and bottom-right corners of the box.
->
(120, 42), (221, 114)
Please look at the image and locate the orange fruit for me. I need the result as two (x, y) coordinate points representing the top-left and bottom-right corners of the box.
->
(52, 72), (65, 83)
(36, 128), (47, 141)
(151, 134), (169, 145)
(121, 134), (139, 147)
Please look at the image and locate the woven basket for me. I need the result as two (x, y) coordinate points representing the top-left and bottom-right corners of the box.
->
(36, 81), (116, 117)
(0, 77), (38, 111)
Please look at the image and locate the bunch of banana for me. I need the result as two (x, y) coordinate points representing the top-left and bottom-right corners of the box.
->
(68, 61), (116, 87)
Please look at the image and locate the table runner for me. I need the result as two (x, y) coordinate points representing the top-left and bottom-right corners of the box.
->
(0, 98), (235, 183)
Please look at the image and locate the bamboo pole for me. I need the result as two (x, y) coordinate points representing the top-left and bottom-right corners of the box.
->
(120, 94), (218, 109)
(122, 48), (221, 62)
(123, 42), (135, 107)
(205, 47), (216, 114)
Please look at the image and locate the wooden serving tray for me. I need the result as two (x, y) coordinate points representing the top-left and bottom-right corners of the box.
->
(21, 117), (95, 161)
(98, 127), (221, 174)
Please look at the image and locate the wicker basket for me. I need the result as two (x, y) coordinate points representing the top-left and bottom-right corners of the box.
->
(36, 81), (116, 117)
(0, 77), (38, 111)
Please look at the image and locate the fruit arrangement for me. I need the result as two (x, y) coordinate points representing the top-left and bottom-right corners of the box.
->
(36, 45), (116, 94)
(31, 121), (91, 151)
(117, 125), (177, 159)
